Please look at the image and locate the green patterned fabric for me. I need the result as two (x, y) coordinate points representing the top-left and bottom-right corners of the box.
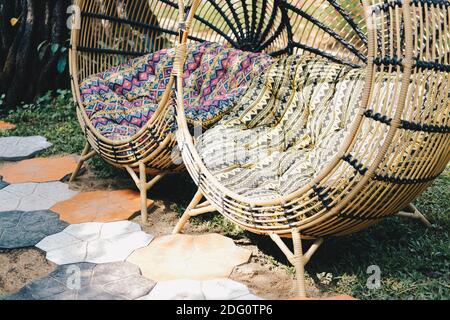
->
(196, 56), (366, 199)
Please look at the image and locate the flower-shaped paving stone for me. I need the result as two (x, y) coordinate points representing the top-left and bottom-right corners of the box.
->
(0, 179), (8, 190)
(127, 233), (252, 281)
(0, 156), (78, 184)
(6, 262), (156, 300)
(0, 136), (52, 161)
(36, 221), (154, 265)
(0, 210), (68, 249)
(138, 279), (262, 300)
(0, 121), (16, 131)
(0, 182), (78, 212)
(50, 190), (154, 224)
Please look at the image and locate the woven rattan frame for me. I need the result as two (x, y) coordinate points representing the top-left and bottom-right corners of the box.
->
(171, 0), (450, 297)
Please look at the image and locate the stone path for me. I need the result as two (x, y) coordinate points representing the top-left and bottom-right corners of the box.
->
(139, 279), (262, 300)
(36, 221), (154, 265)
(0, 179), (8, 190)
(0, 136), (52, 161)
(0, 210), (68, 249)
(6, 262), (156, 300)
(51, 190), (154, 224)
(127, 233), (252, 281)
(0, 131), (264, 301)
(0, 182), (78, 212)
(0, 156), (78, 183)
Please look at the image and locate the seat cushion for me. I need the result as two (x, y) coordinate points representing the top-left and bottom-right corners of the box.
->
(79, 42), (273, 141)
(196, 56), (366, 199)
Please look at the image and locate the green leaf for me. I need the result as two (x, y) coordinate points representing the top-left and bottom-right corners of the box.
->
(50, 43), (60, 54)
(57, 56), (67, 74)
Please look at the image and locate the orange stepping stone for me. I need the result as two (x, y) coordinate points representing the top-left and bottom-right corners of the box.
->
(127, 233), (252, 281)
(0, 156), (78, 183)
(51, 189), (154, 224)
(0, 121), (16, 131)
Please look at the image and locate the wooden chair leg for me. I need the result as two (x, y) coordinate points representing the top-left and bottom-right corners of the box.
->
(397, 204), (432, 227)
(172, 189), (205, 234)
(270, 231), (324, 298)
(292, 230), (307, 298)
(69, 142), (95, 183)
(126, 164), (166, 224)
(139, 162), (148, 224)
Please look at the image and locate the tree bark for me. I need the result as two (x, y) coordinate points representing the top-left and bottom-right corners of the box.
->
(0, 0), (71, 111)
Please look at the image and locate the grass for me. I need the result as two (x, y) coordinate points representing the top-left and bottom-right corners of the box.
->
(1, 90), (448, 300)
(0, 90), (126, 178)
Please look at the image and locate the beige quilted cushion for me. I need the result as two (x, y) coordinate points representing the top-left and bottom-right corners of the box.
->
(196, 56), (366, 199)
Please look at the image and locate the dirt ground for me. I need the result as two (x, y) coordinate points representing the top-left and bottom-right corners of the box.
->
(0, 163), (331, 300)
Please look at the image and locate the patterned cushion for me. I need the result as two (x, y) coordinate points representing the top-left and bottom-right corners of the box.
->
(196, 56), (366, 199)
(79, 42), (273, 141)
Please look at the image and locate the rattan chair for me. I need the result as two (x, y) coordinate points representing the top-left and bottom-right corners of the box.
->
(171, 0), (450, 297)
(69, 0), (186, 222)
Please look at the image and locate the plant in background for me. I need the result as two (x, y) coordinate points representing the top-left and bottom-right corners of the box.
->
(37, 40), (69, 75)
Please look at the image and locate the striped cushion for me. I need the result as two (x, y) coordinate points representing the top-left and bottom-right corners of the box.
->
(196, 56), (366, 199)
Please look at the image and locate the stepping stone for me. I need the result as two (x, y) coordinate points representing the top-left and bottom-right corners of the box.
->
(0, 136), (52, 161)
(0, 156), (78, 184)
(5, 262), (156, 300)
(138, 279), (262, 300)
(51, 190), (154, 224)
(0, 210), (68, 249)
(0, 179), (8, 190)
(127, 233), (251, 281)
(0, 121), (16, 131)
(0, 182), (78, 212)
(36, 221), (154, 265)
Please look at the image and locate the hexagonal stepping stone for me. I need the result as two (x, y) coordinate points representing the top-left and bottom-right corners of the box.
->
(5, 262), (156, 300)
(0, 136), (52, 161)
(0, 179), (8, 190)
(138, 278), (262, 300)
(51, 189), (154, 223)
(0, 182), (78, 212)
(0, 156), (78, 183)
(0, 210), (68, 249)
(0, 121), (16, 131)
(36, 221), (154, 265)
(127, 233), (251, 281)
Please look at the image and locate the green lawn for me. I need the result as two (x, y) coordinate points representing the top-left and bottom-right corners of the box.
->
(1, 90), (448, 300)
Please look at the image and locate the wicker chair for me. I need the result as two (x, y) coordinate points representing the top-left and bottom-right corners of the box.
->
(171, 0), (450, 297)
(69, 0), (186, 222)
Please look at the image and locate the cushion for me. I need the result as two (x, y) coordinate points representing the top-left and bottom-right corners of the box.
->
(196, 56), (366, 200)
(79, 42), (273, 141)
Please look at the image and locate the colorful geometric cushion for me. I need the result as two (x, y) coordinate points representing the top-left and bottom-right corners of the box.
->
(196, 56), (366, 199)
(79, 42), (273, 141)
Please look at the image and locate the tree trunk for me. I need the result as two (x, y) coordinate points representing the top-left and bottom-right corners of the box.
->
(0, 0), (71, 111)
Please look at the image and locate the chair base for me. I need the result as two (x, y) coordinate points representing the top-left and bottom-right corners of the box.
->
(397, 204), (432, 227)
(171, 189), (323, 298)
(70, 142), (166, 224)
(69, 142), (96, 183)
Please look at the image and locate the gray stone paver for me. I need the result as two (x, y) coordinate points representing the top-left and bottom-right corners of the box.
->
(0, 136), (52, 161)
(0, 182), (78, 212)
(5, 262), (156, 300)
(0, 210), (68, 249)
(0, 179), (8, 190)
(36, 221), (154, 265)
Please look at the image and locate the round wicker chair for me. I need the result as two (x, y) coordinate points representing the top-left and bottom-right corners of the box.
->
(171, 0), (450, 297)
(69, 0), (186, 222)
